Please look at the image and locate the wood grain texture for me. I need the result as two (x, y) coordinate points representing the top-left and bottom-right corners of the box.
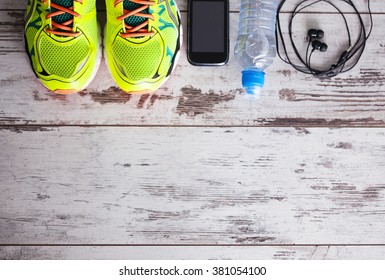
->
(1, 0), (385, 260)
(0, 5), (384, 126)
(1, 127), (385, 245)
(2, 246), (385, 260)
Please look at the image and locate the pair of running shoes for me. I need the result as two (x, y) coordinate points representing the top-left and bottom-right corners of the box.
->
(24, 0), (182, 94)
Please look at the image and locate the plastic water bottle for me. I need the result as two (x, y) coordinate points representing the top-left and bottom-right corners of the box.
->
(234, 0), (280, 98)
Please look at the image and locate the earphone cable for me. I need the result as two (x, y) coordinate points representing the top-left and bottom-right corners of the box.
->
(276, 0), (373, 78)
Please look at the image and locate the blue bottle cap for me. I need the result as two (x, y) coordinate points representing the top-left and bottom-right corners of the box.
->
(242, 69), (265, 96)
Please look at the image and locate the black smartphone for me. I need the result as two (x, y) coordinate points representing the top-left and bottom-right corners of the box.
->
(187, 0), (229, 66)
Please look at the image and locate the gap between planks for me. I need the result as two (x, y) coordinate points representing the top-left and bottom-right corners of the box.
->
(1, 124), (385, 128)
(2, 244), (385, 247)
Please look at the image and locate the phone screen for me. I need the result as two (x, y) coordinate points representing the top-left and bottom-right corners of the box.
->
(191, 1), (225, 53)
(188, 0), (229, 65)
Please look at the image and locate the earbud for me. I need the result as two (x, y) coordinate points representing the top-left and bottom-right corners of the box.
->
(309, 29), (327, 52)
(308, 29), (324, 39)
(312, 40), (328, 52)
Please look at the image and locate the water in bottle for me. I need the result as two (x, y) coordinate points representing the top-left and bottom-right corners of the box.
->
(234, 0), (280, 98)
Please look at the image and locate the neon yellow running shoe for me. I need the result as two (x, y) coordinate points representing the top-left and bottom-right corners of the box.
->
(25, 0), (101, 94)
(105, 0), (182, 94)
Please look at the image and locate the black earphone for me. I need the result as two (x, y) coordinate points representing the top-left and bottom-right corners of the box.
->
(308, 29), (328, 52)
(308, 29), (324, 39)
(312, 40), (328, 52)
(276, 0), (373, 78)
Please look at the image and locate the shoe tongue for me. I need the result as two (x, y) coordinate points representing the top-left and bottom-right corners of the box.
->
(51, 0), (74, 31)
(123, 0), (149, 28)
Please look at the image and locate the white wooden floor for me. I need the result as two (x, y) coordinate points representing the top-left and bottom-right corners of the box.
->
(1, 0), (385, 260)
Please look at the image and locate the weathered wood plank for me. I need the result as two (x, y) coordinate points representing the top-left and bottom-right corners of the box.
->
(1, 127), (385, 244)
(2, 245), (385, 260)
(0, 11), (383, 126)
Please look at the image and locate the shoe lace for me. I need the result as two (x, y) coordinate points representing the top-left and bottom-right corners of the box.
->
(115, 0), (155, 38)
(45, 0), (83, 37)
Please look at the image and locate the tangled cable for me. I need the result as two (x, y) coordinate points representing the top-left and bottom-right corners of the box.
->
(275, 0), (373, 78)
